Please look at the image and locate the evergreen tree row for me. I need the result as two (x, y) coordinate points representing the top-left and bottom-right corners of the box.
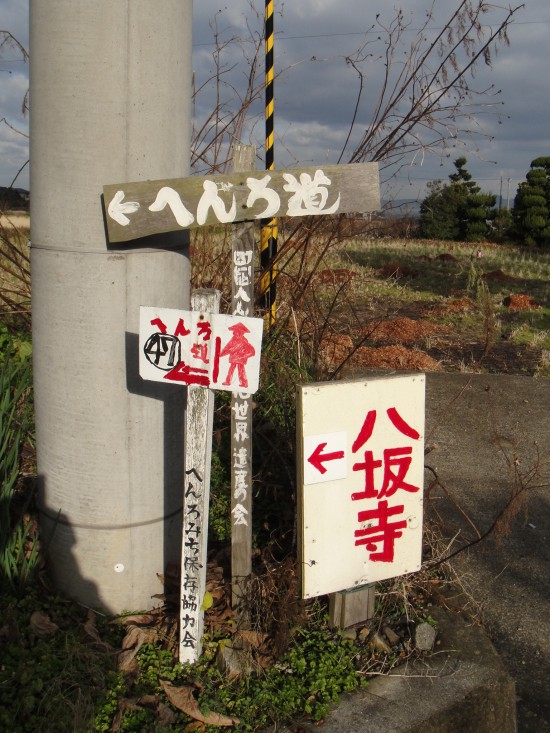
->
(418, 156), (550, 246)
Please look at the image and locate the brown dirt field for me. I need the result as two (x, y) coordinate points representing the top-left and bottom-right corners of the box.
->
(350, 345), (442, 372)
(427, 298), (476, 316)
(483, 269), (517, 282)
(314, 258), (547, 377)
(365, 317), (449, 346)
(315, 268), (358, 285)
(503, 294), (540, 311)
(378, 262), (418, 278)
(318, 331), (442, 373)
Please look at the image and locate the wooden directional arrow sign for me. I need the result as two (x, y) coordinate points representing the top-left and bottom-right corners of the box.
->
(103, 162), (380, 243)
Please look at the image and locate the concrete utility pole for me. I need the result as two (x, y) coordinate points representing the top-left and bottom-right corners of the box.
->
(30, 1), (193, 612)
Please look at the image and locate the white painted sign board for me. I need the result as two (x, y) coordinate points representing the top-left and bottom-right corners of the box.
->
(298, 375), (425, 599)
(139, 306), (263, 394)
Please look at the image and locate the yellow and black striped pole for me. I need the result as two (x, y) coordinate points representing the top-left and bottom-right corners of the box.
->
(260, 0), (277, 328)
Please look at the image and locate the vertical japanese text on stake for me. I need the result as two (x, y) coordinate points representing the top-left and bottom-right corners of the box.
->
(232, 394), (251, 527)
(180, 467), (204, 651)
(233, 249), (252, 317)
(230, 244), (254, 530)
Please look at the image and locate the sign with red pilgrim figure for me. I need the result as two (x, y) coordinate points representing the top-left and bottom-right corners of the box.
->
(298, 374), (425, 599)
(139, 306), (263, 394)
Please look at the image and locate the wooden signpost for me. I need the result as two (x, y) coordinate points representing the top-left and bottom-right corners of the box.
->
(230, 145), (257, 611)
(103, 162), (380, 243)
(180, 289), (219, 663)
(139, 293), (264, 663)
(105, 158), (381, 661)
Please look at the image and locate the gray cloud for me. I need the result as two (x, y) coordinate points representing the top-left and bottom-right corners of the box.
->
(2, 0), (548, 205)
(0, 0), (29, 188)
(192, 0), (548, 201)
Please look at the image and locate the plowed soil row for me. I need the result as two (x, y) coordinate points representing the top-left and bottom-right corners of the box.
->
(318, 282), (545, 377)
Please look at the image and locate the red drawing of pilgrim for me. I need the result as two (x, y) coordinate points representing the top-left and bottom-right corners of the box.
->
(221, 322), (256, 388)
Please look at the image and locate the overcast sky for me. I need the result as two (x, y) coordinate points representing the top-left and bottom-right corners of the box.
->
(1, 1), (549, 206)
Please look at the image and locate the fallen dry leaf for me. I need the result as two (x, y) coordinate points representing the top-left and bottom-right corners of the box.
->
(111, 693), (178, 729)
(82, 610), (114, 653)
(117, 648), (140, 676)
(184, 723), (207, 732)
(138, 694), (178, 726)
(117, 624), (164, 673)
(139, 693), (157, 704)
(121, 623), (162, 651)
(29, 610), (59, 638)
(160, 680), (239, 727)
(157, 701), (178, 727)
(234, 630), (268, 649)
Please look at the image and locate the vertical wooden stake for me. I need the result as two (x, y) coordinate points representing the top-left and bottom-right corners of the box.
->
(179, 288), (220, 664)
(329, 584), (376, 629)
(231, 144), (256, 611)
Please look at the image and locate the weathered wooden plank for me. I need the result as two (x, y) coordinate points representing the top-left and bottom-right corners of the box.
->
(103, 161), (380, 242)
(230, 145), (256, 612)
(328, 585), (375, 629)
(179, 288), (220, 665)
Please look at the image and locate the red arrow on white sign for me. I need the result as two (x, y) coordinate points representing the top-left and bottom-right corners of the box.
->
(303, 431), (348, 485)
(307, 442), (345, 475)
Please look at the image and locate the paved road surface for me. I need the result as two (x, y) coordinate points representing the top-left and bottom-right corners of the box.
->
(425, 372), (550, 731)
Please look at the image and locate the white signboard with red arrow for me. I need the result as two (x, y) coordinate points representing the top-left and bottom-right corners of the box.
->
(298, 375), (425, 599)
(139, 306), (263, 394)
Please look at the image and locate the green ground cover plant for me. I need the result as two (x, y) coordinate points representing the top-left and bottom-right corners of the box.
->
(0, 329), (34, 593)
(1, 590), (120, 733)
(92, 619), (368, 732)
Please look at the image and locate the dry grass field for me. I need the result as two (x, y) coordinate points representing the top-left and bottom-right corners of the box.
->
(0, 213), (29, 230)
(312, 236), (550, 378)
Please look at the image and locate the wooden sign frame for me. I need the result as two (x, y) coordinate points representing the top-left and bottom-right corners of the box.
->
(103, 162), (380, 243)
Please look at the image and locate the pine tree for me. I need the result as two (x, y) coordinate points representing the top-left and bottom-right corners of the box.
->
(513, 158), (550, 246)
(418, 180), (463, 240)
(419, 158), (496, 242)
(449, 156), (478, 193)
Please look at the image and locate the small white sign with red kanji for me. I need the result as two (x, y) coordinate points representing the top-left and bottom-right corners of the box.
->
(298, 375), (425, 598)
(139, 306), (263, 394)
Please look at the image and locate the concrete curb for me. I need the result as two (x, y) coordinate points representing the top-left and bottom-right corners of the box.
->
(280, 607), (516, 733)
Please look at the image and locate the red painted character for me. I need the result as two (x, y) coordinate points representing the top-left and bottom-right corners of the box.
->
(354, 500), (408, 562)
(221, 322), (256, 388)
